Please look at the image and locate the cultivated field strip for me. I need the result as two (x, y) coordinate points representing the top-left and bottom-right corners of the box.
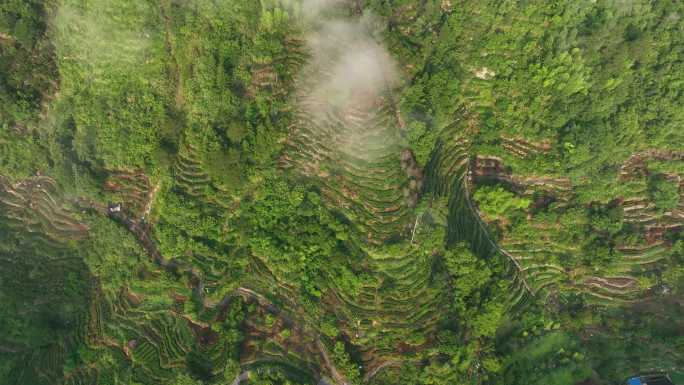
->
(321, 245), (447, 375)
(0, 175), (89, 244)
(173, 138), (232, 209)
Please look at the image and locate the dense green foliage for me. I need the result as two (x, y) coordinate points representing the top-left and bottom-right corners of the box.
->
(1, 1), (683, 385)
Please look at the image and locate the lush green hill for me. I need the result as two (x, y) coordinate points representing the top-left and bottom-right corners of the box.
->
(1, 1), (682, 384)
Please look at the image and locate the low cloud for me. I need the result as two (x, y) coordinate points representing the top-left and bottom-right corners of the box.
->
(300, 0), (345, 20)
(297, 2), (400, 122)
(304, 19), (398, 106)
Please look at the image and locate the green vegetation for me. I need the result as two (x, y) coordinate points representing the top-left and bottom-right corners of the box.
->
(474, 186), (530, 219)
(1, 1), (683, 385)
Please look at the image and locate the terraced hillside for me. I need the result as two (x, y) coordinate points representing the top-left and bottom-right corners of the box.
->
(1, 1), (684, 385)
(0, 176), (88, 243)
(281, 16), (413, 245)
(467, 144), (684, 307)
(0, 176), (91, 385)
(322, 242), (449, 378)
(278, 8), (452, 379)
(472, 122), (682, 299)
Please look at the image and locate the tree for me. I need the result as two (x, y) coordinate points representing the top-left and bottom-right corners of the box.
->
(648, 174), (680, 213)
(473, 186), (531, 225)
(443, 243), (493, 313)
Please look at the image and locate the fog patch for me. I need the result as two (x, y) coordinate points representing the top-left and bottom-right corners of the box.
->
(296, 2), (400, 140)
(300, 0), (345, 20)
(303, 18), (398, 107)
